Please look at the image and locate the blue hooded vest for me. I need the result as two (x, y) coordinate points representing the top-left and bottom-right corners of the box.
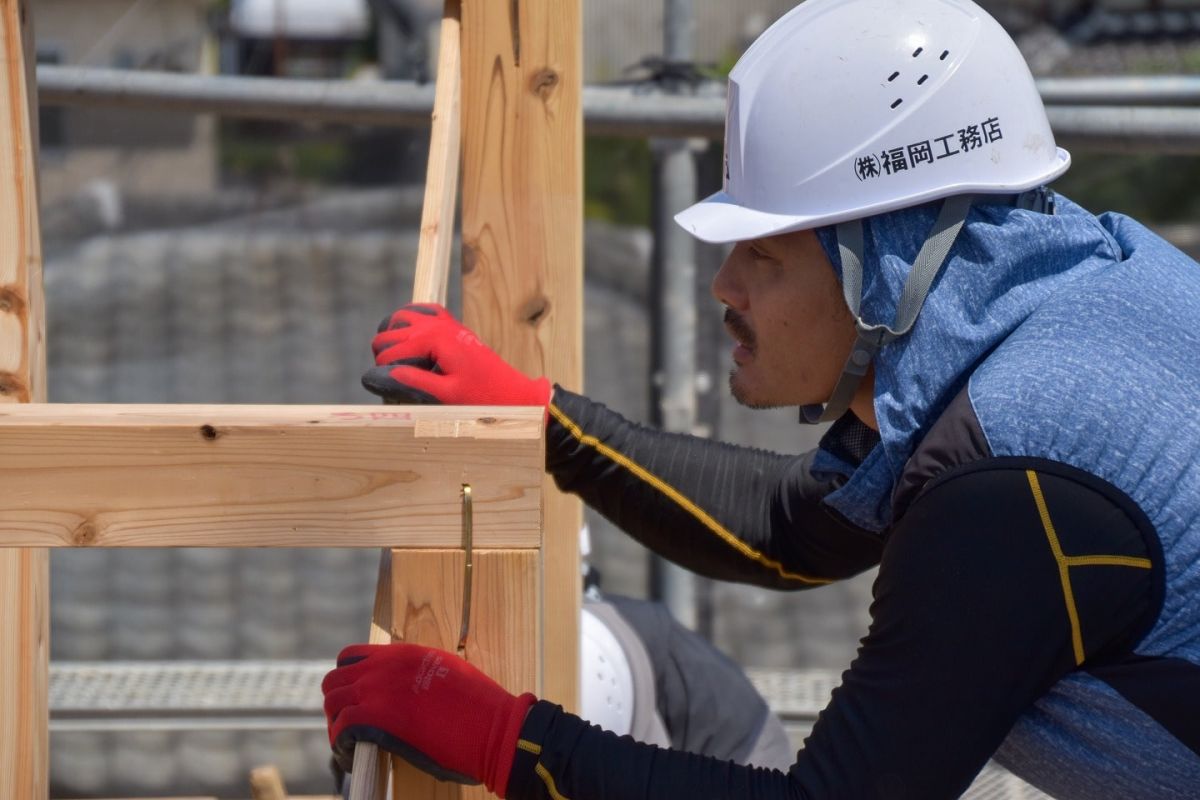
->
(810, 194), (1200, 798)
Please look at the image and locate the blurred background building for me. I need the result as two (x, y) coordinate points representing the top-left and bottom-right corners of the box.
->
(31, 0), (1200, 796)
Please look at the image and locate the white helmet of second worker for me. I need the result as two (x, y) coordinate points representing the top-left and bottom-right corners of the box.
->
(675, 0), (1070, 244)
(579, 605), (636, 736)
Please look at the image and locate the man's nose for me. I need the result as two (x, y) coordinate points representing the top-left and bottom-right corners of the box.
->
(712, 246), (747, 309)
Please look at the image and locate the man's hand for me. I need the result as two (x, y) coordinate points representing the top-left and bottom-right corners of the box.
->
(323, 642), (536, 796)
(364, 304), (551, 407)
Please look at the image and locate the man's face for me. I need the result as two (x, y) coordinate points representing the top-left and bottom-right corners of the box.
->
(711, 229), (858, 409)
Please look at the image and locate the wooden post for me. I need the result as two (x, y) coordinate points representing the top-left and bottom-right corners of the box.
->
(390, 550), (539, 800)
(0, 2), (44, 400)
(460, 0), (583, 714)
(0, 2), (48, 799)
(249, 764), (290, 800)
(356, 3), (463, 794)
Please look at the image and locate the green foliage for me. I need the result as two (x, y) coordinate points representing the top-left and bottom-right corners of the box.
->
(1127, 48), (1200, 76)
(219, 132), (351, 185)
(1053, 153), (1200, 223)
(219, 138), (285, 184)
(711, 48), (741, 79)
(292, 141), (351, 182)
(584, 136), (653, 225)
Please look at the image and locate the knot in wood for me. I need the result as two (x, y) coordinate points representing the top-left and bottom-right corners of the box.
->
(73, 522), (98, 546)
(519, 296), (552, 327)
(200, 424), (220, 441)
(0, 373), (28, 401)
(462, 242), (481, 275)
(0, 287), (26, 315)
(530, 69), (559, 100)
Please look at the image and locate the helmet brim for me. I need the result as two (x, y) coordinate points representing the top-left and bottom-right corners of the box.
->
(674, 190), (816, 245)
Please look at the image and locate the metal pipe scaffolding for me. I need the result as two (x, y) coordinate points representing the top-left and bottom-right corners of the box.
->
(649, 0), (700, 632)
(37, 65), (439, 128)
(1036, 76), (1200, 107)
(37, 65), (1200, 151)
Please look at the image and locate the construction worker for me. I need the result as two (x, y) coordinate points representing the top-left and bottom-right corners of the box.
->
(322, 0), (1200, 797)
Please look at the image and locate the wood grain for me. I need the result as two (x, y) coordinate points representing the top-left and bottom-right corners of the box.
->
(0, 2), (47, 798)
(412, 0), (462, 305)
(0, 546), (47, 800)
(249, 764), (289, 800)
(460, 0), (583, 713)
(0, 0), (43, 405)
(390, 549), (539, 800)
(0, 404), (543, 548)
(358, 2), (465, 793)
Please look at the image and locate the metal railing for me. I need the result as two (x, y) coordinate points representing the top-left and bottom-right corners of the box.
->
(47, 661), (1050, 798)
(37, 65), (1200, 152)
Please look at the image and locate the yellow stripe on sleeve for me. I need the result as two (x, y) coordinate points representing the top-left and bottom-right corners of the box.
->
(534, 763), (571, 800)
(517, 739), (542, 755)
(548, 403), (831, 586)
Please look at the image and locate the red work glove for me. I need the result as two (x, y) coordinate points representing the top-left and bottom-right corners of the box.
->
(363, 303), (551, 408)
(323, 642), (536, 796)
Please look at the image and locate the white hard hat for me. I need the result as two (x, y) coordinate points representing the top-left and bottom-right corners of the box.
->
(675, 0), (1070, 244)
(579, 606), (634, 736)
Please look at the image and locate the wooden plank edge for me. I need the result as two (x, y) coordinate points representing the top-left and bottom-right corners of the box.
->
(0, 403), (543, 436)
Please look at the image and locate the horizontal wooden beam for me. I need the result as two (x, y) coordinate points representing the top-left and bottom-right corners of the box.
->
(0, 404), (543, 548)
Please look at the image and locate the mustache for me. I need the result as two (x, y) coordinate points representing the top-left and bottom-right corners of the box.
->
(724, 308), (755, 349)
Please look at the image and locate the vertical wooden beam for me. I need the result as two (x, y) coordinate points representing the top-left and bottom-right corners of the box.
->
(390, 550), (539, 800)
(249, 764), (289, 800)
(0, 2), (47, 799)
(460, 0), (583, 714)
(412, 0), (462, 308)
(0, 0), (42, 403)
(358, 3), (464, 794)
(0, 548), (47, 799)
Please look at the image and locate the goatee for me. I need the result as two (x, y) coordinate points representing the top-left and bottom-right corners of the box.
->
(728, 368), (777, 409)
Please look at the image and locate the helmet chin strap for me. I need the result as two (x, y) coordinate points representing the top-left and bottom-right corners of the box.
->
(800, 193), (975, 425)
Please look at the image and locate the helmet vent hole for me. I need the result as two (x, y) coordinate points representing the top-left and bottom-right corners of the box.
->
(887, 71), (900, 82)
(912, 46), (924, 57)
(940, 49), (950, 60)
(890, 98), (903, 109)
(917, 74), (929, 85)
